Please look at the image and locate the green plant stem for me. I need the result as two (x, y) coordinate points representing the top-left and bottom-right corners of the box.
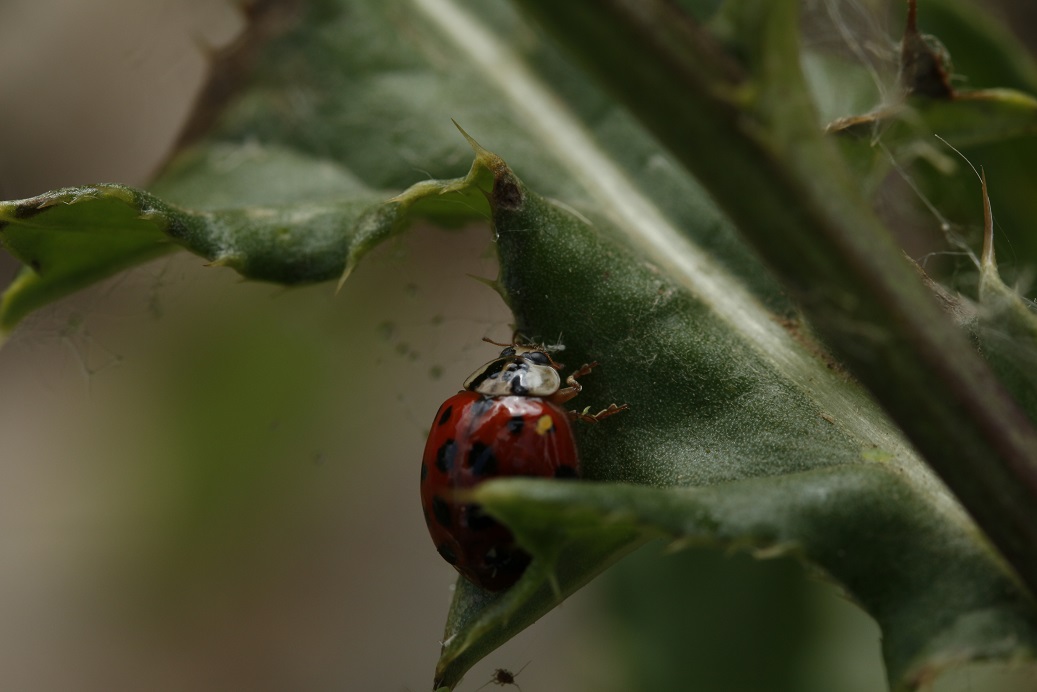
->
(512, 0), (1037, 597)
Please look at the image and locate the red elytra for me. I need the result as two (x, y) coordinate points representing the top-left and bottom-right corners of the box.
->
(420, 343), (627, 591)
(421, 391), (578, 590)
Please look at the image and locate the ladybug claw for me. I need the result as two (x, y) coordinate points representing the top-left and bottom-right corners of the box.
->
(569, 402), (629, 424)
(552, 362), (600, 404)
(569, 361), (598, 380)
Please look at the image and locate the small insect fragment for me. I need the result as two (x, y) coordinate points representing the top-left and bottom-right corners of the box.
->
(476, 662), (530, 691)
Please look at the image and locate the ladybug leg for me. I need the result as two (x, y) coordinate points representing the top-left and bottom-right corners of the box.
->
(554, 362), (630, 422)
(552, 362), (598, 404)
(569, 402), (630, 424)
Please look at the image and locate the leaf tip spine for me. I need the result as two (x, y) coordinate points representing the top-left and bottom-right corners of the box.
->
(336, 262), (355, 293)
(980, 168), (997, 273)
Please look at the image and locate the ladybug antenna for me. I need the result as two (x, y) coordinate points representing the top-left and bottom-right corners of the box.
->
(531, 337), (565, 368)
(541, 348), (564, 370)
(481, 336), (515, 349)
(486, 330), (536, 345)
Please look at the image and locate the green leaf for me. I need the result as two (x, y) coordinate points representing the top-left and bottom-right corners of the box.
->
(0, 160), (492, 335)
(974, 173), (1037, 425)
(431, 156), (1037, 690)
(0, 186), (178, 331)
(978, 267), (1037, 422)
(511, 0), (1037, 602)
(474, 470), (1037, 691)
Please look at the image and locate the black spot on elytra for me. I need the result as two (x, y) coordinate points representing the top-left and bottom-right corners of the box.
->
(467, 441), (498, 476)
(435, 439), (457, 473)
(489, 547), (530, 572)
(554, 465), (578, 478)
(483, 547), (504, 567)
(471, 396), (494, 418)
(507, 416), (525, 435)
(438, 405), (453, 427)
(432, 495), (452, 528)
(420, 462), (428, 482)
(464, 503), (496, 531)
(437, 543), (458, 565)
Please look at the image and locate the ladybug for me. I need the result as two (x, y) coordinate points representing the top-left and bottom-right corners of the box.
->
(420, 341), (628, 591)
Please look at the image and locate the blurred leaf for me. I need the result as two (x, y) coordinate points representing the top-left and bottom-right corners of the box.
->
(828, 90), (1037, 201)
(911, 0), (1037, 94)
(819, 0), (1037, 278)
(599, 547), (818, 692)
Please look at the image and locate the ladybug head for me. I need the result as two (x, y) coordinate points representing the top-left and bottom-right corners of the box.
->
(463, 344), (562, 397)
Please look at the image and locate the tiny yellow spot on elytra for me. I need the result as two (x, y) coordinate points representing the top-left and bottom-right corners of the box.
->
(536, 415), (554, 435)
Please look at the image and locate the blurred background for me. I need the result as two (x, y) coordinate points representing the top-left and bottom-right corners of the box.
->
(0, 1), (1034, 690)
